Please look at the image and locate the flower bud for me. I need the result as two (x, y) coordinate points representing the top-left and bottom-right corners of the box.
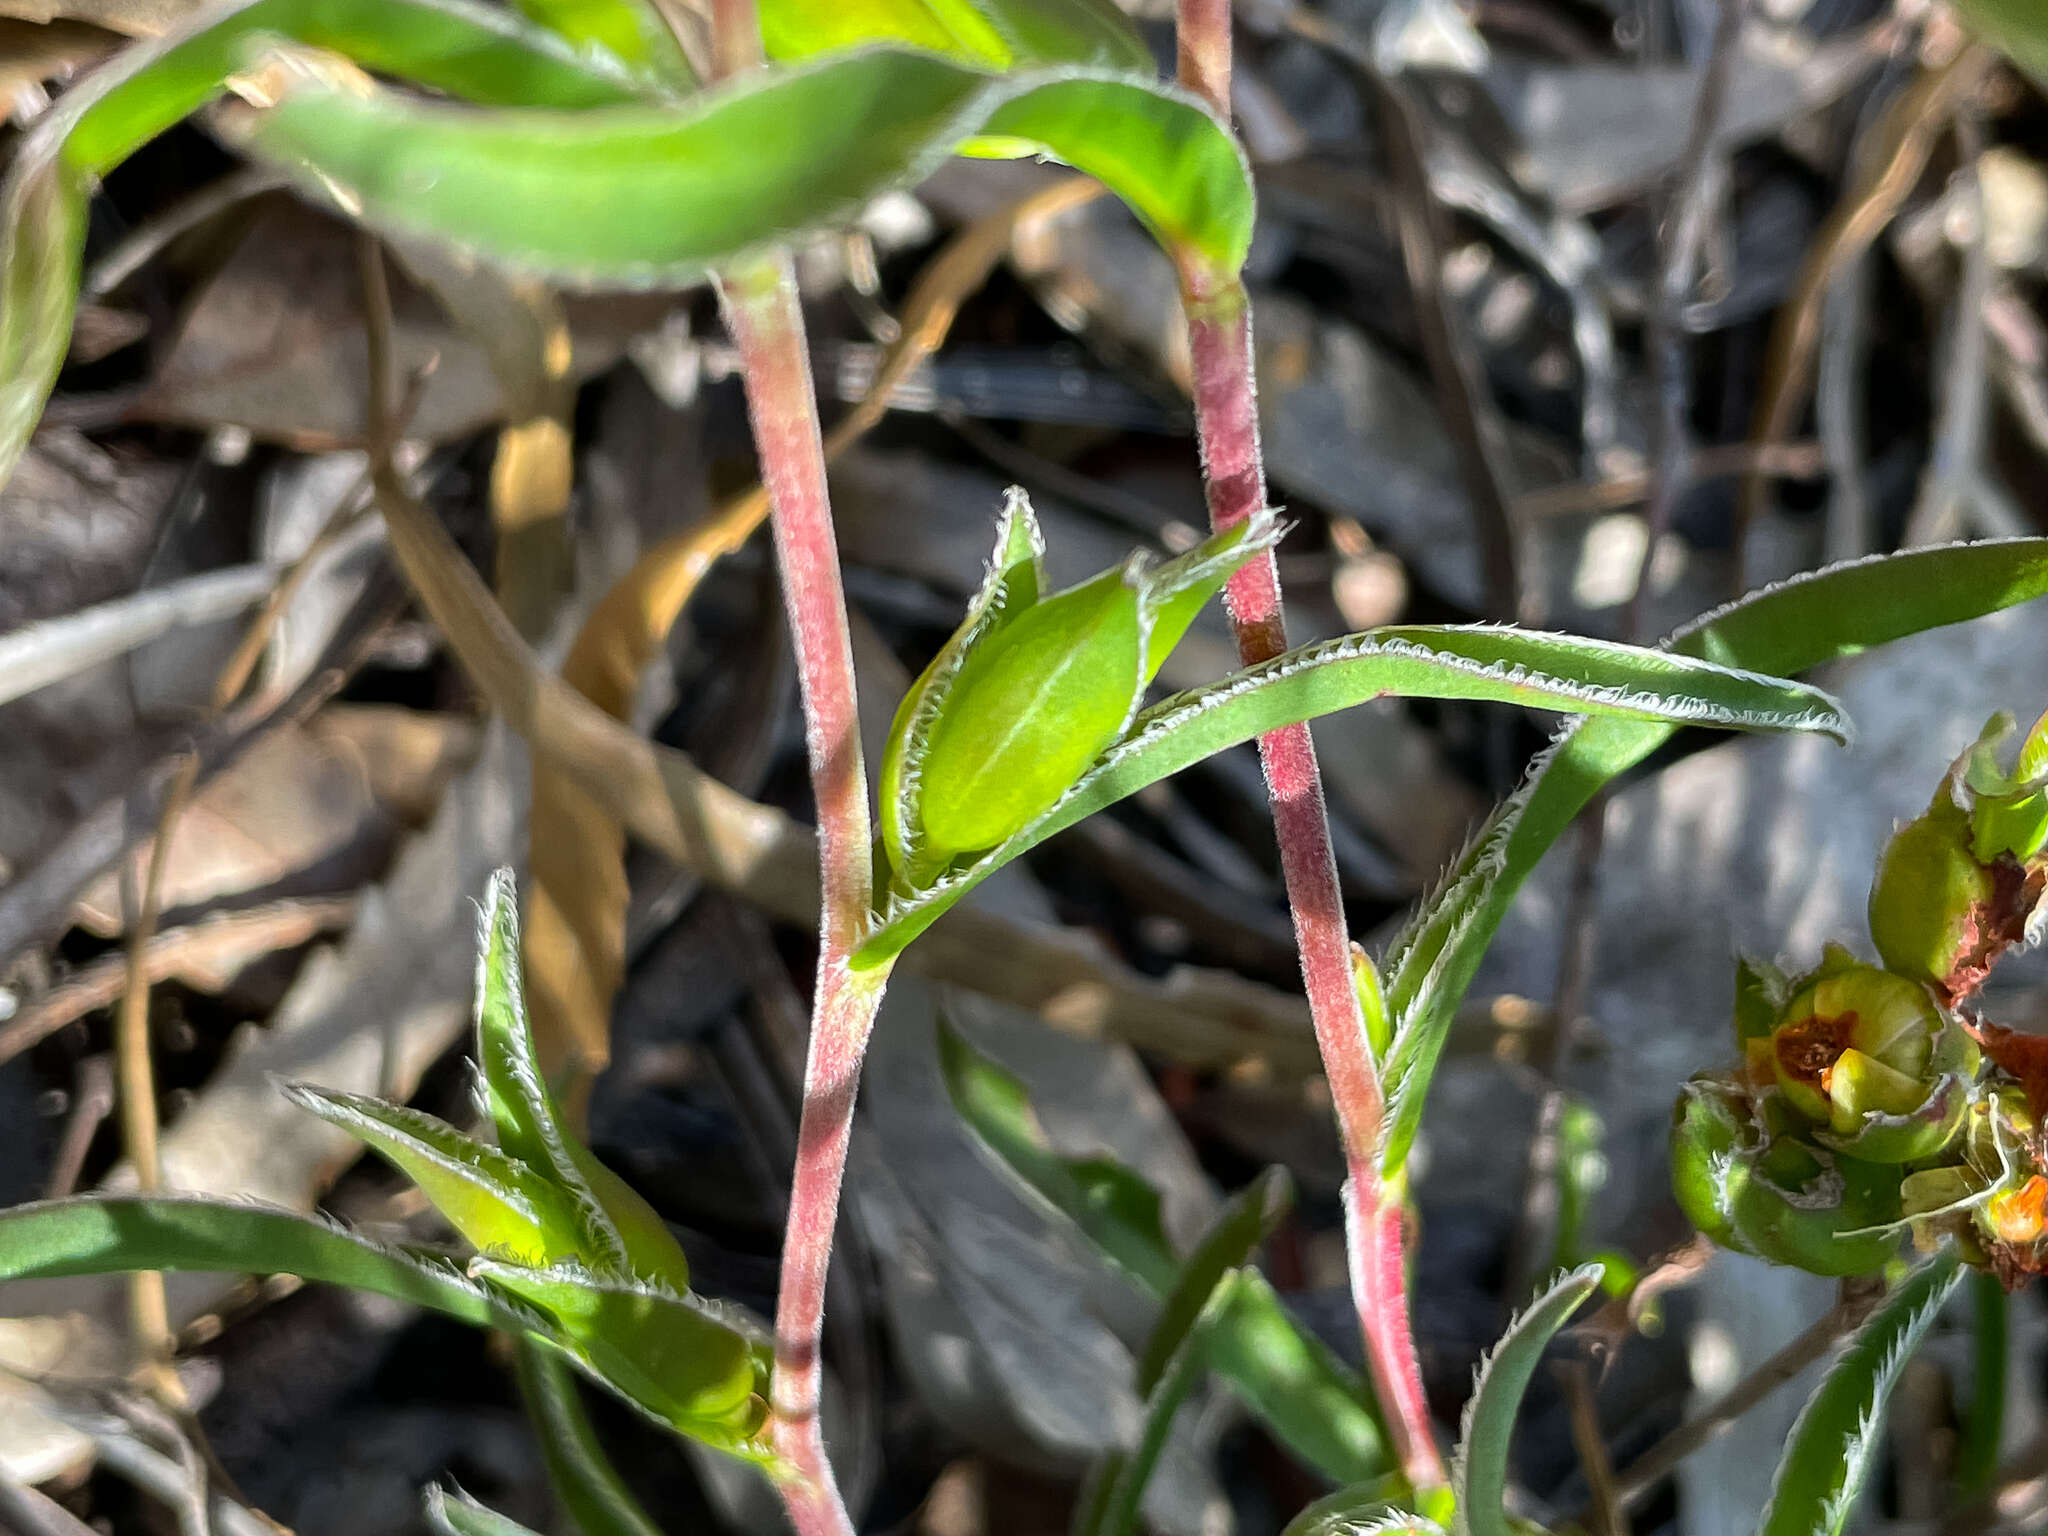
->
(1870, 712), (2048, 999)
(881, 494), (1282, 888)
(1765, 960), (1971, 1162)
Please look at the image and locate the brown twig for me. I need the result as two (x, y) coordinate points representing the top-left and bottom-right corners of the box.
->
(0, 897), (356, 1067)
(1559, 1356), (1627, 1536)
(1607, 1275), (1885, 1513)
(1733, 37), (1992, 588)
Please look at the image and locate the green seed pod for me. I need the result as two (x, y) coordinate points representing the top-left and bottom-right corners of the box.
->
(883, 497), (1282, 886)
(1731, 1135), (1904, 1277)
(1669, 1074), (1905, 1274)
(1869, 805), (2000, 991)
(1871, 712), (2048, 998)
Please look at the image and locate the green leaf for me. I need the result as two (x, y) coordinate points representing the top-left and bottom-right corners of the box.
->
(0, 0), (649, 493)
(425, 1485), (548, 1536)
(1381, 538), (2048, 1178)
(473, 1259), (771, 1458)
(1283, 1485), (1447, 1536)
(0, 1195), (514, 1329)
(861, 623), (1849, 964)
(513, 1339), (665, 1536)
(68, 0), (649, 176)
(235, 50), (1254, 284)
(937, 1014), (1176, 1289)
(966, 72), (1251, 271)
(937, 1018), (1391, 1484)
(1451, 1264), (1603, 1536)
(473, 868), (692, 1287)
(505, 0), (693, 89)
(1959, 1267), (2007, 1496)
(1759, 1252), (1964, 1536)
(0, 148), (86, 497)
(760, 0), (1152, 72)
(1072, 1170), (1291, 1536)
(281, 1081), (589, 1266)
(1952, 0), (2048, 87)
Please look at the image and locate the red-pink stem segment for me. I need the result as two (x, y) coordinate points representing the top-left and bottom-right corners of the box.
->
(719, 254), (883, 1536)
(1179, 257), (1447, 1489)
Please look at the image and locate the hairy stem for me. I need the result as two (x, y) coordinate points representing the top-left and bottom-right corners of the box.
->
(1179, 248), (1443, 1487)
(1176, 0), (1438, 1483)
(717, 232), (878, 1536)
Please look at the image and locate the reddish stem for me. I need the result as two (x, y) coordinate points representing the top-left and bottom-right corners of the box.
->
(1180, 255), (1446, 1490)
(1176, 0), (1232, 118)
(719, 255), (881, 1536)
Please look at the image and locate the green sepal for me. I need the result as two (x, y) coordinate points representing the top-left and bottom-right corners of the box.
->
(472, 1258), (772, 1457)
(1813, 1070), (1971, 1165)
(282, 1082), (589, 1266)
(1733, 954), (1791, 1048)
(1669, 1076), (1756, 1257)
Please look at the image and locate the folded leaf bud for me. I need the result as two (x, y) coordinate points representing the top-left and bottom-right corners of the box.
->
(882, 496), (1282, 886)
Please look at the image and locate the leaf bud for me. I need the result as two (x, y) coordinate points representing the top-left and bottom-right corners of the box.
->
(881, 492), (1282, 888)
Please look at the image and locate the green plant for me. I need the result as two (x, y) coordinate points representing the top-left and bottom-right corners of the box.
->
(8, 0), (2048, 1531)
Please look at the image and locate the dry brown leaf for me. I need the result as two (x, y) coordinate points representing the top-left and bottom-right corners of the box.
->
(0, 17), (113, 89)
(132, 200), (665, 449)
(306, 704), (479, 825)
(0, 0), (184, 35)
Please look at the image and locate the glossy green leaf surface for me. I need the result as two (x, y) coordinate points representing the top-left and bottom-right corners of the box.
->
(284, 1081), (588, 1265)
(938, 1018), (1391, 1483)
(239, 50), (1252, 285)
(966, 72), (1249, 269)
(760, 0), (1151, 71)
(1381, 538), (2048, 1178)
(0, 1195), (513, 1328)
(1451, 1265), (1603, 1536)
(235, 48), (987, 288)
(1073, 1171), (1290, 1536)
(1759, 1252), (1963, 1536)
(514, 1340), (665, 1536)
(862, 623), (1847, 964)
(69, 0), (647, 175)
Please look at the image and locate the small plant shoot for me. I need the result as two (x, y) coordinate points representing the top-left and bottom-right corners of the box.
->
(8, 0), (2048, 1530)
